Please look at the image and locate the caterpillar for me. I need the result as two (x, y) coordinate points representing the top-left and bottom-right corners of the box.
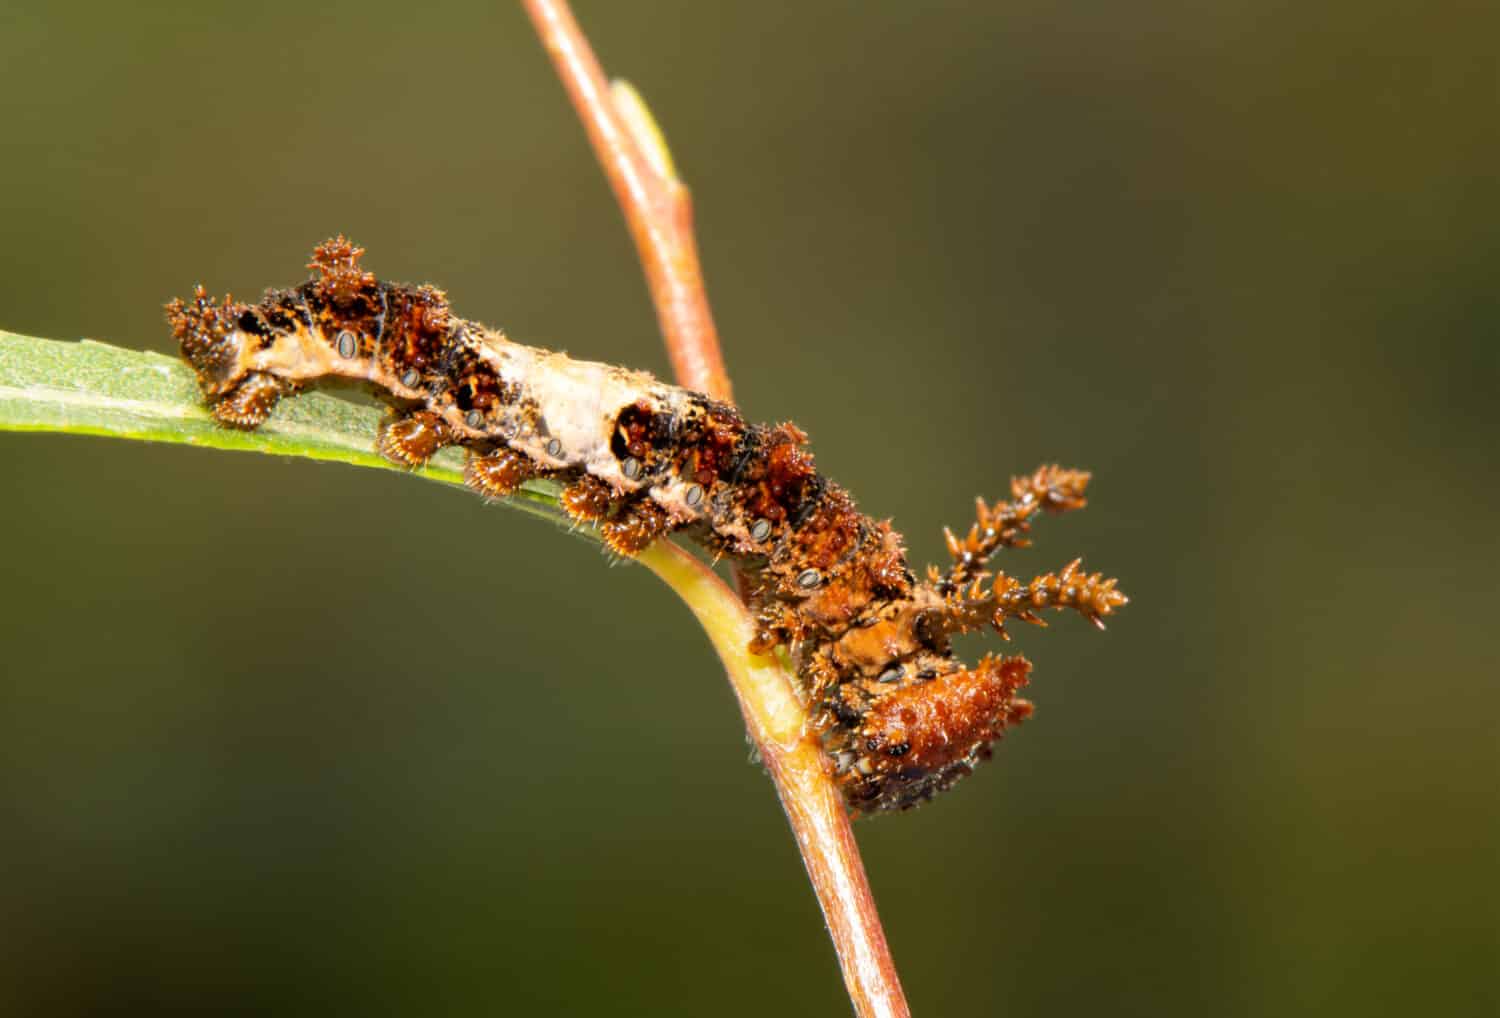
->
(166, 238), (1127, 815)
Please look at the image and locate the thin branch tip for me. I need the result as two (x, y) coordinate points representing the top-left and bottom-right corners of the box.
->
(521, 4), (907, 1015)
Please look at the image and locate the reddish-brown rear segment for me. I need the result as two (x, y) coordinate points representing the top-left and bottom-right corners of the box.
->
(859, 656), (1034, 780)
(167, 239), (1126, 815)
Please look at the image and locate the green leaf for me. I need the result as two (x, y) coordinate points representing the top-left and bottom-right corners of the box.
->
(0, 329), (566, 527)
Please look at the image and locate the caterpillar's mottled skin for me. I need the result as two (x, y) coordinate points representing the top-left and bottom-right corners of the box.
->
(167, 239), (1126, 814)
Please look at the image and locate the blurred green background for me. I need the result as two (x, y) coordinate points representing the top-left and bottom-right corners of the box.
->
(2, 2), (1495, 1014)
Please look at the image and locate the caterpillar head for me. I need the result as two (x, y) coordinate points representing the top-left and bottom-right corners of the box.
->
(165, 287), (290, 429)
(164, 286), (253, 398)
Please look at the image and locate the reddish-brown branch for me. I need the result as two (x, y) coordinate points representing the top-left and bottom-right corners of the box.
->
(763, 744), (910, 1018)
(521, 0), (733, 403)
(521, 4), (909, 1016)
(636, 543), (909, 1018)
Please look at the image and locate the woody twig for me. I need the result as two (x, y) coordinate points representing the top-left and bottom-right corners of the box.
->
(520, 3), (910, 1016)
(522, 0), (732, 404)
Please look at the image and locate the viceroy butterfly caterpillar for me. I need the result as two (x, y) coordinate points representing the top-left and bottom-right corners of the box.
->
(167, 237), (1126, 814)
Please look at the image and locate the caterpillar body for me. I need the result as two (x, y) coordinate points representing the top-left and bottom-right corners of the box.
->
(167, 238), (1126, 815)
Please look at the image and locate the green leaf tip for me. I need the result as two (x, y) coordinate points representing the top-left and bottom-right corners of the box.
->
(0, 330), (565, 525)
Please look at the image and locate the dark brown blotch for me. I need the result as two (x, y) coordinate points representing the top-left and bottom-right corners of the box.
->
(363, 284), (456, 398)
(235, 308), (271, 340)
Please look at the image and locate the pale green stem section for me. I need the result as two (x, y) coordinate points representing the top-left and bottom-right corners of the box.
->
(611, 79), (679, 184)
(635, 542), (805, 748)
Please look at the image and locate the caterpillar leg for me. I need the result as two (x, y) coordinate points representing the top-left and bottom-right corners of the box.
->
(559, 475), (613, 523)
(378, 409), (453, 467)
(557, 477), (673, 556)
(599, 497), (672, 555)
(464, 447), (536, 499)
(209, 373), (288, 429)
(939, 465), (1092, 589)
